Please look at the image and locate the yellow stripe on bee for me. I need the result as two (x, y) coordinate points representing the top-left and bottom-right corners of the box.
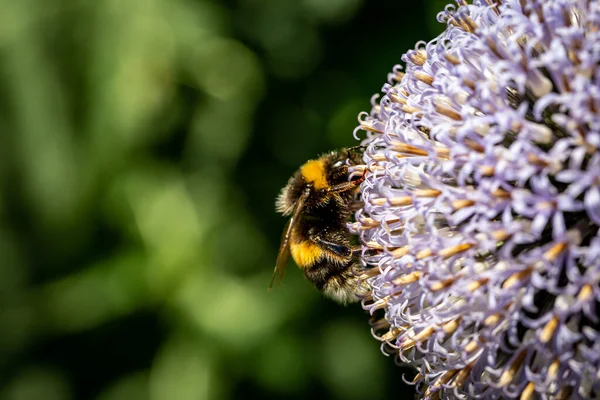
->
(290, 240), (323, 268)
(300, 159), (328, 189)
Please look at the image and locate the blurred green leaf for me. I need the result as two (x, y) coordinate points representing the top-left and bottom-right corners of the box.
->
(0, 0), (436, 398)
(319, 321), (386, 400)
(96, 372), (150, 400)
(1, 366), (71, 400)
(149, 336), (222, 400)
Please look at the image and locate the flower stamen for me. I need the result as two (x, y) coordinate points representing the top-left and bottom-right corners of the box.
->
(540, 314), (559, 344)
(520, 382), (535, 400)
(391, 245), (410, 258)
(423, 369), (459, 399)
(407, 50), (427, 66)
(543, 242), (567, 262)
(438, 243), (474, 258)
(392, 271), (422, 286)
(502, 266), (534, 289)
(498, 349), (527, 387)
(414, 71), (434, 86)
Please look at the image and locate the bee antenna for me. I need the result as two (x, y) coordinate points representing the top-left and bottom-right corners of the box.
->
(347, 145), (366, 152)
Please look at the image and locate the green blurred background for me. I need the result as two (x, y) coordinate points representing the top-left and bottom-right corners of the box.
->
(0, 1), (445, 399)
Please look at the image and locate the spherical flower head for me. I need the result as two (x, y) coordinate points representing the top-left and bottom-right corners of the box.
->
(351, 0), (600, 398)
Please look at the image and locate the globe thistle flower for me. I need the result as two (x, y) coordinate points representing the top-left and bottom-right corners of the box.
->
(351, 0), (600, 398)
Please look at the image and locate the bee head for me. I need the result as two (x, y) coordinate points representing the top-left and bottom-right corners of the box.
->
(275, 150), (361, 216)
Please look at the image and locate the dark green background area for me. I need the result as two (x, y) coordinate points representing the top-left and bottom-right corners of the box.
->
(0, 1), (445, 399)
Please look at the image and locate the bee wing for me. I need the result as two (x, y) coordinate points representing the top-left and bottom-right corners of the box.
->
(270, 220), (292, 289)
(269, 188), (309, 290)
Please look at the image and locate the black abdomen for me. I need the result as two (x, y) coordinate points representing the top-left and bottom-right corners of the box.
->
(304, 258), (353, 290)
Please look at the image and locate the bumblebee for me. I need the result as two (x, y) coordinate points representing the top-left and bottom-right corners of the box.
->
(271, 148), (368, 304)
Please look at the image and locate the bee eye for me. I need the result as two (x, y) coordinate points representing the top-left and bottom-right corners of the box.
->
(332, 160), (344, 168)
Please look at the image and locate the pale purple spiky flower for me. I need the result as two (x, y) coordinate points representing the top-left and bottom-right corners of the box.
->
(350, 0), (600, 399)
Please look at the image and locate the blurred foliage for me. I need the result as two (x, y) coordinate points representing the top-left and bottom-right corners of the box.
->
(0, 0), (445, 399)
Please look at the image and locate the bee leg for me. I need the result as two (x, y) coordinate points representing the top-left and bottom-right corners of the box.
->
(310, 235), (352, 260)
(346, 145), (366, 153)
(327, 169), (367, 194)
(351, 247), (378, 257)
(349, 201), (365, 212)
